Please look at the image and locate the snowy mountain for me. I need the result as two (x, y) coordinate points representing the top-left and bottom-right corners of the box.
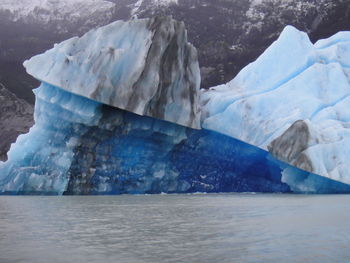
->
(0, 0), (115, 33)
(129, 0), (178, 16)
(0, 0), (116, 103)
(0, 83), (33, 161)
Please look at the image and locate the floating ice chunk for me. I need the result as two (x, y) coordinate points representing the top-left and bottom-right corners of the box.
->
(24, 17), (201, 129)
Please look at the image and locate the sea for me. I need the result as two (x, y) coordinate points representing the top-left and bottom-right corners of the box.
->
(0, 194), (349, 263)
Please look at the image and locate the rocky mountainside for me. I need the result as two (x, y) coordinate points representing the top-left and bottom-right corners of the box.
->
(0, 83), (33, 161)
(1, 0), (349, 103)
(0, 0), (116, 102)
(0, 0), (115, 33)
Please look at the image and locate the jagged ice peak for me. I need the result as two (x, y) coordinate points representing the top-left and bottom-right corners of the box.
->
(24, 16), (201, 129)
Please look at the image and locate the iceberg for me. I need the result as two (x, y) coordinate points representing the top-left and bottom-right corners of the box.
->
(23, 16), (201, 129)
(0, 83), (297, 194)
(202, 26), (350, 186)
(1, 18), (350, 194)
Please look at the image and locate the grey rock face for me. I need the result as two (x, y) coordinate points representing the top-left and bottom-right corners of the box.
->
(268, 120), (313, 173)
(0, 83), (34, 161)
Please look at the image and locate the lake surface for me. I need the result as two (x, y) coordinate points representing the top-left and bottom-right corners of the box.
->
(0, 194), (350, 263)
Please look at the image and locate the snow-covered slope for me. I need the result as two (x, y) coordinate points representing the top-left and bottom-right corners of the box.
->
(0, 0), (115, 33)
(130, 0), (178, 16)
(201, 26), (350, 185)
(24, 17), (201, 129)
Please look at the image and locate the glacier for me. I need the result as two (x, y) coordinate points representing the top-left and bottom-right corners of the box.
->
(1, 17), (350, 194)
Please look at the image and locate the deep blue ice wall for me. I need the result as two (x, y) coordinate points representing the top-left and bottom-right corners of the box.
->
(1, 84), (350, 194)
(64, 104), (291, 195)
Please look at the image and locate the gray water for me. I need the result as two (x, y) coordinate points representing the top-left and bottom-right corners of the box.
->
(0, 194), (350, 263)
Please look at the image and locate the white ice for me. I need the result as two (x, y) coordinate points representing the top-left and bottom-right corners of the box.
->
(201, 25), (350, 184)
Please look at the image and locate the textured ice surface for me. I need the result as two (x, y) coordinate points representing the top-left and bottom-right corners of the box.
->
(2, 21), (350, 194)
(24, 16), (201, 129)
(0, 84), (287, 194)
(201, 26), (350, 184)
(2, 84), (348, 194)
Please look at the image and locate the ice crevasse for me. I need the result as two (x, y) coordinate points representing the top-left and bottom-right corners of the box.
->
(1, 17), (350, 194)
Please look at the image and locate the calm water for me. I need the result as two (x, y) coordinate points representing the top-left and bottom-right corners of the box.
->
(0, 194), (350, 263)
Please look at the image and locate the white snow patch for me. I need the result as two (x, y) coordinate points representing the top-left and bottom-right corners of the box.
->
(0, 0), (115, 26)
